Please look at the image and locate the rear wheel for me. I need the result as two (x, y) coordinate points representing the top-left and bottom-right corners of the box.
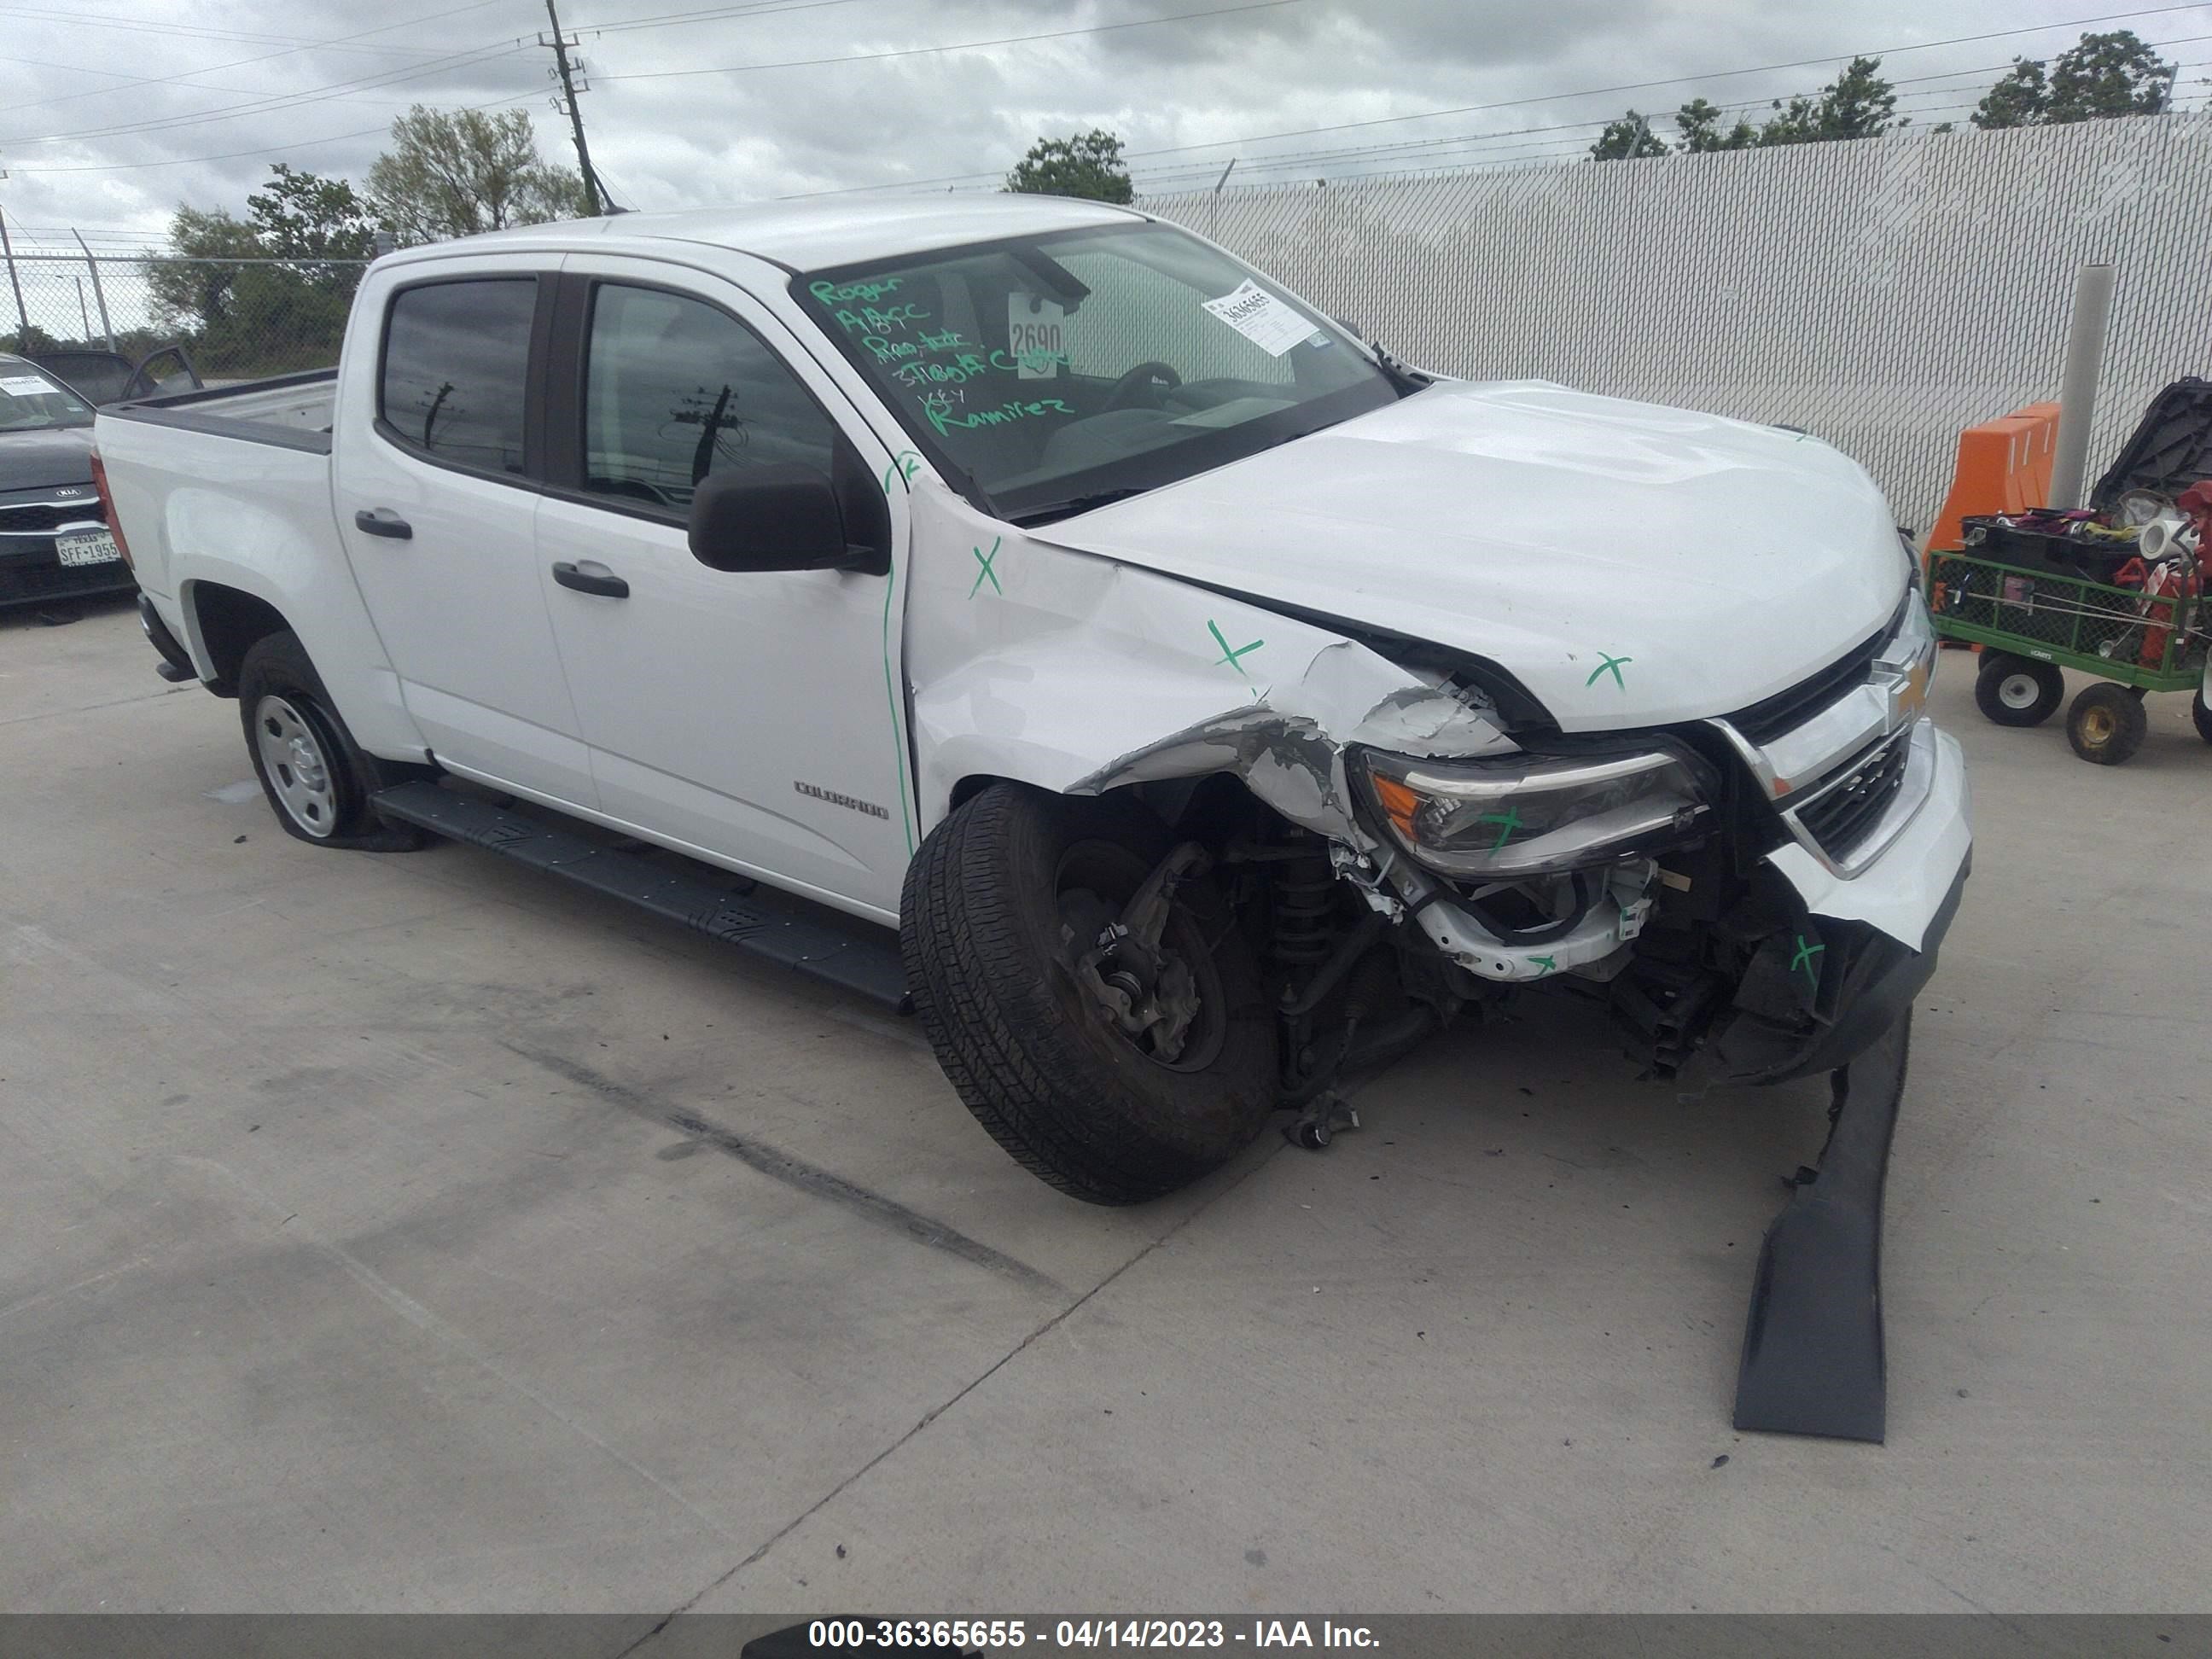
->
(2066, 682), (2148, 765)
(237, 631), (432, 850)
(900, 783), (1277, 1204)
(1974, 653), (2064, 727)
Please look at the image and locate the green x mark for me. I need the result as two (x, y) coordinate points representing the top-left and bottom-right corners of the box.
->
(1528, 954), (1557, 976)
(1475, 805), (1523, 851)
(1208, 620), (1265, 676)
(968, 536), (1002, 599)
(1790, 933), (1825, 991)
(880, 450), (923, 494)
(1586, 651), (1633, 690)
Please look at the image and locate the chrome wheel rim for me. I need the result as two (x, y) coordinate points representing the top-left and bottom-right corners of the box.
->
(254, 693), (339, 837)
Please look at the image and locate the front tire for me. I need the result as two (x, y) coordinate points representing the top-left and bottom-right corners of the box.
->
(1974, 653), (2064, 727)
(2192, 687), (2212, 745)
(2066, 682), (2148, 765)
(237, 631), (431, 850)
(900, 784), (1277, 1204)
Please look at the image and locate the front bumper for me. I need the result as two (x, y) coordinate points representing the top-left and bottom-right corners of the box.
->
(0, 537), (135, 609)
(1715, 719), (1971, 1082)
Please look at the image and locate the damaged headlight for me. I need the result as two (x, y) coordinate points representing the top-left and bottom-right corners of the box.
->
(1359, 745), (1710, 880)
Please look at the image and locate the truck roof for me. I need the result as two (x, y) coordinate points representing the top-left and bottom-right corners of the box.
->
(380, 194), (1150, 274)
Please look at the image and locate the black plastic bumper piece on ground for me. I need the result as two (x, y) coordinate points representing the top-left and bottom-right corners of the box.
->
(370, 781), (911, 1011)
(1732, 1005), (1911, 1443)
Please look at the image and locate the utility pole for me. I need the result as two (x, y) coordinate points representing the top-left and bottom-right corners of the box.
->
(540, 0), (612, 216)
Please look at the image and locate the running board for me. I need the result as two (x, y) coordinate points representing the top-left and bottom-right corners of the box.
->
(370, 781), (910, 1011)
(1732, 1007), (1911, 1442)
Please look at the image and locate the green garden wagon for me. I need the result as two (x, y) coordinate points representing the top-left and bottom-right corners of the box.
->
(1930, 545), (2209, 764)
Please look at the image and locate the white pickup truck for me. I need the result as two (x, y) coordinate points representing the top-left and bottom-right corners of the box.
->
(97, 195), (1970, 1206)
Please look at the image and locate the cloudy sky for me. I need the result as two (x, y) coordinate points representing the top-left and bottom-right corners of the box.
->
(1, 0), (2204, 252)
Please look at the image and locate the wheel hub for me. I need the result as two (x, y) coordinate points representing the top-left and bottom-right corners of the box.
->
(1059, 843), (1213, 1064)
(254, 693), (340, 838)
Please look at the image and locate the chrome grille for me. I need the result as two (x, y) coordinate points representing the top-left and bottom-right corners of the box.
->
(1791, 733), (1912, 863)
(1722, 628), (1883, 745)
(0, 497), (104, 536)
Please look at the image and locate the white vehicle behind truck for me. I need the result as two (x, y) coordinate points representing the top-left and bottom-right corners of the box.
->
(96, 195), (1970, 1211)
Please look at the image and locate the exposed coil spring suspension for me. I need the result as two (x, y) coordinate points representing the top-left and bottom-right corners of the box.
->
(1272, 843), (1336, 970)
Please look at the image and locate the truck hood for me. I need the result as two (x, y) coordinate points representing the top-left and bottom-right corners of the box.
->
(1031, 379), (1906, 731)
(0, 425), (96, 493)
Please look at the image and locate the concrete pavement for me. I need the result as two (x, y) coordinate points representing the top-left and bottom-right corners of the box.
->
(2, 597), (2206, 1615)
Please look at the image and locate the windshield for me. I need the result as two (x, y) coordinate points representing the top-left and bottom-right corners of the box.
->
(793, 221), (1400, 521)
(0, 362), (96, 433)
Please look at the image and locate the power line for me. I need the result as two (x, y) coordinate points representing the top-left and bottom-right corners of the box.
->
(1126, 38), (2212, 186)
(0, 0), (521, 124)
(0, 41), (533, 148)
(1, 88), (543, 176)
(775, 0), (2212, 198)
(595, 0), (1307, 82)
(573, 0), (892, 38)
(0, 1), (469, 55)
(1118, 0), (2212, 162)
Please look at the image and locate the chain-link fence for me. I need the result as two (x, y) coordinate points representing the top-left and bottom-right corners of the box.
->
(1, 252), (370, 383)
(1139, 114), (2212, 533)
(12, 114), (2208, 506)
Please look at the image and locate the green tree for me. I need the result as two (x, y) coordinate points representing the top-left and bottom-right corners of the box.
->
(1759, 56), (1898, 145)
(145, 167), (379, 375)
(367, 106), (593, 245)
(246, 162), (381, 281)
(1972, 57), (2052, 129)
(146, 204), (260, 347)
(1594, 61), (1898, 160)
(1973, 32), (2174, 129)
(1674, 97), (1757, 152)
(2047, 30), (2174, 121)
(1004, 129), (1135, 202)
(1588, 111), (1670, 160)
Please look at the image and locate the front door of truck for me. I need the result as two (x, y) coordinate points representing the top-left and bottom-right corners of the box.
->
(533, 261), (914, 920)
(333, 261), (596, 808)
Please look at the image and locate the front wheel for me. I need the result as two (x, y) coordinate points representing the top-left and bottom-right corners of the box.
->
(2066, 682), (2148, 765)
(237, 630), (432, 850)
(1974, 653), (2064, 727)
(900, 784), (1277, 1204)
(2192, 686), (2212, 745)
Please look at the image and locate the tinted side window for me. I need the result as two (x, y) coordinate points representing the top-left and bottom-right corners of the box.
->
(380, 279), (536, 474)
(583, 283), (838, 509)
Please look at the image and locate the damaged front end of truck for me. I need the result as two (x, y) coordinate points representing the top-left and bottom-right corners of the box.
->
(980, 564), (1968, 1139)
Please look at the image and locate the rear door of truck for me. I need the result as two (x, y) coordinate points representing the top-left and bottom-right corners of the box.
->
(332, 255), (596, 809)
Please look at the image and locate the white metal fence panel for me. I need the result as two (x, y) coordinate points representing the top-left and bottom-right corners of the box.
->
(1139, 115), (2212, 532)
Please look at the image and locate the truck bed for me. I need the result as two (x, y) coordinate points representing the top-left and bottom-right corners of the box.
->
(102, 369), (337, 454)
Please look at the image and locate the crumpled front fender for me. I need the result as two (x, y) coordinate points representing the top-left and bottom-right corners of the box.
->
(903, 481), (1509, 839)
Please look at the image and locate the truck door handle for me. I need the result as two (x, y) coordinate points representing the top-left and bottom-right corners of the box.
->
(551, 561), (629, 599)
(353, 508), (412, 540)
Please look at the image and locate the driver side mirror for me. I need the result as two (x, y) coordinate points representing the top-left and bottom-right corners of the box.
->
(688, 463), (884, 575)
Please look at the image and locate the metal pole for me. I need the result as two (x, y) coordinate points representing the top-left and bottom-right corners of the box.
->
(0, 201), (32, 351)
(71, 230), (115, 351)
(543, 0), (610, 216)
(74, 276), (91, 342)
(1213, 157), (1237, 192)
(2049, 261), (2116, 510)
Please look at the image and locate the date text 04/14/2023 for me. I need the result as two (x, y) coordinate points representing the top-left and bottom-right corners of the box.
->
(801, 1619), (1381, 1650)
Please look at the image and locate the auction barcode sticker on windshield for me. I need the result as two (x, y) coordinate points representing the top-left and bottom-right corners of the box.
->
(1200, 279), (1313, 358)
